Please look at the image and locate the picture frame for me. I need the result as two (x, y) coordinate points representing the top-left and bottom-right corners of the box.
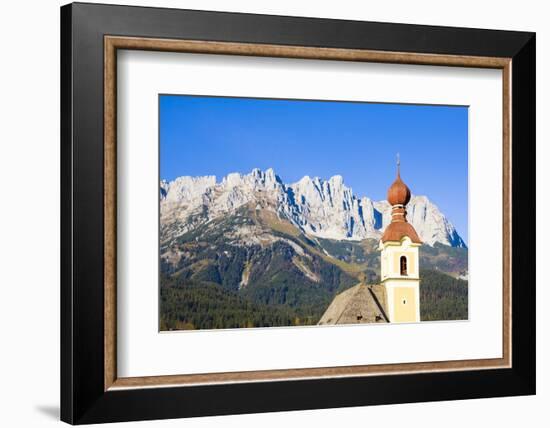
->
(61, 2), (535, 424)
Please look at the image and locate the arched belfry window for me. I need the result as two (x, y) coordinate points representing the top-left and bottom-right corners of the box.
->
(400, 256), (408, 276)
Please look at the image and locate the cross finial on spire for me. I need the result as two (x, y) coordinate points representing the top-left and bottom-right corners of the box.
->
(396, 153), (401, 177)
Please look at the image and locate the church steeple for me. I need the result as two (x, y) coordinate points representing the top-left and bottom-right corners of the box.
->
(379, 156), (422, 323)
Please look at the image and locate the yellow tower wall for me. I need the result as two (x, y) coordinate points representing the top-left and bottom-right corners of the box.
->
(392, 286), (417, 323)
(380, 238), (420, 280)
(383, 279), (420, 323)
(380, 237), (421, 323)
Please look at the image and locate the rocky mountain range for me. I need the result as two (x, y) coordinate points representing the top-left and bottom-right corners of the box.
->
(160, 167), (466, 249)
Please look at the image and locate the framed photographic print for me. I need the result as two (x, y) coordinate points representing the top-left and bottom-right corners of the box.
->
(60, 2), (536, 424)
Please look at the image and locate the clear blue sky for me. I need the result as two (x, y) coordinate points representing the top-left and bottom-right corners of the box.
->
(160, 95), (468, 241)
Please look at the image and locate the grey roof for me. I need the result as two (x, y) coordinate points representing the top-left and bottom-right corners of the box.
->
(318, 283), (389, 325)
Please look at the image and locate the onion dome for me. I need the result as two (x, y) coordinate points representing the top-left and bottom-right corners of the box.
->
(387, 169), (411, 206)
(381, 157), (422, 244)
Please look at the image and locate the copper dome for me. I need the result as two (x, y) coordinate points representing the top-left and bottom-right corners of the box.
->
(387, 173), (411, 206)
(381, 220), (422, 244)
(381, 159), (422, 245)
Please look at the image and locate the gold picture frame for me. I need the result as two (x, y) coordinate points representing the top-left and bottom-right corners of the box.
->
(103, 36), (512, 391)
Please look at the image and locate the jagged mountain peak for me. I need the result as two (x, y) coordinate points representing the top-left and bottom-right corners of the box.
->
(293, 173), (346, 187)
(328, 174), (344, 185)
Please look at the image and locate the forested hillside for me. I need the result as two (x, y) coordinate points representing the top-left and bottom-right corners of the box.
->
(420, 269), (468, 321)
(160, 269), (468, 330)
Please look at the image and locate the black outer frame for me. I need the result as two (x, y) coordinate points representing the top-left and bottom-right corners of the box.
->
(60, 2), (535, 424)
